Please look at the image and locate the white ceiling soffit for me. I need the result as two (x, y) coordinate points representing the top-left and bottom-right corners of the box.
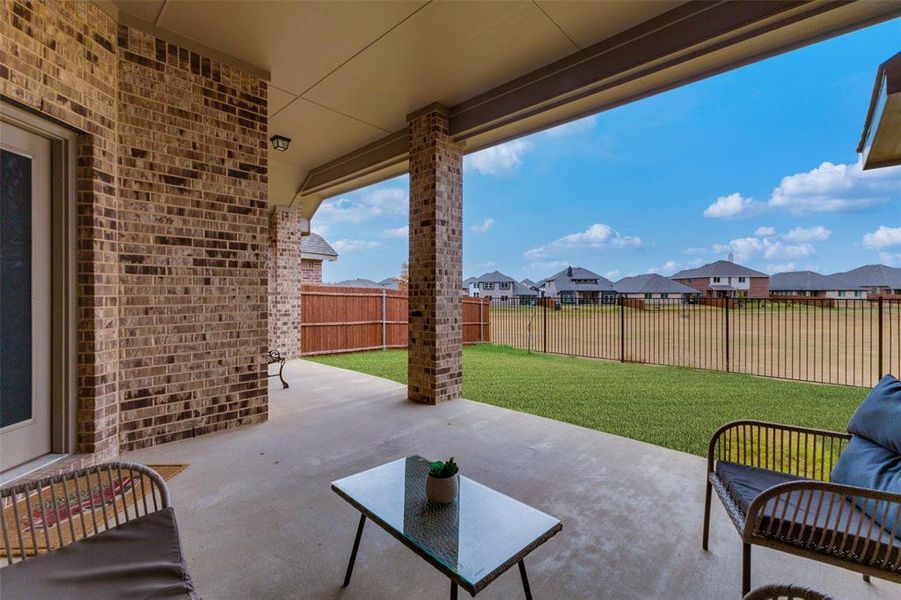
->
(108, 1), (901, 214)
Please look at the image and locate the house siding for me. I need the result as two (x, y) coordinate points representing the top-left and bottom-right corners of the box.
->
(675, 276), (769, 298)
(1, 0), (269, 461)
(748, 276), (769, 298)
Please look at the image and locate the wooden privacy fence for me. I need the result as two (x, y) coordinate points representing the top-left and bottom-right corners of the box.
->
(300, 285), (490, 355)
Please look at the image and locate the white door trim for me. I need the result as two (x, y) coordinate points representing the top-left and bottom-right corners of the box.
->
(1, 100), (78, 468)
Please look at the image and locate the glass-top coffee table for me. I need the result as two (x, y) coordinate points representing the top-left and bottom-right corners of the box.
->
(332, 456), (562, 599)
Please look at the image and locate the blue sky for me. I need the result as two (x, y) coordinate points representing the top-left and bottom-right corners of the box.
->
(313, 20), (901, 284)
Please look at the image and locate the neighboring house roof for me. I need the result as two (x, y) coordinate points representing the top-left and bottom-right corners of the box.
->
(512, 281), (538, 296)
(770, 270), (836, 292)
(521, 278), (537, 288)
(301, 233), (338, 261)
(471, 270), (517, 284)
(463, 276), (478, 286)
(379, 277), (401, 289)
(614, 274), (700, 295)
(671, 260), (767, 279)
(539, 266), (615, 293)
(771, 264), (901, 292)
(333, 278), (380, 287)
(831, 264), (901, 290)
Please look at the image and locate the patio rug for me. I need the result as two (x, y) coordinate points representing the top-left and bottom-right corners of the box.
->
(1, 464), (188, 559)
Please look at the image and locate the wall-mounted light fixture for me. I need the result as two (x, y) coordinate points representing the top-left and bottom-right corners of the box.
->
(270, 135), (291, 151)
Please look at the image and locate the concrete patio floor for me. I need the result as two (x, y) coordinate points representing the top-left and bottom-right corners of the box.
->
(124, 359), (898, 599)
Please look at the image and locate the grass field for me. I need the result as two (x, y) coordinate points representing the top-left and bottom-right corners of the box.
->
(489, 300), (901, 388)
(306, 344), (866, 458)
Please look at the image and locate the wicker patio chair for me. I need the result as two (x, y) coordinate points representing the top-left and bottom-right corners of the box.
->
(703, 420), (901, 595)
(743, 583), (833, 600)
(1, 461), (196, 599)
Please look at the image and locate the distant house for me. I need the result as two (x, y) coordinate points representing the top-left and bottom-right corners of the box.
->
(771, 264), (901, 298)
(537, 266), (617, 304)
(671, 259), (769, 298)
(521, 278), (537, 289)
(468, 270), (537, 303)
(300, 233), (338, 283)
(614, 273), (701, 300)
(333, 278), (380, 288)
(331, 276), (402, 290)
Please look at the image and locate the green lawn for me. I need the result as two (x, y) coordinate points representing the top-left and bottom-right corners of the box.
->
(306, 344), (865, 457)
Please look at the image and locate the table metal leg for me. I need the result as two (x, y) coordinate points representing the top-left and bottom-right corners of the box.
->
(342, 514), (366, 587)
(518, 560), (532, 600)
(450, 581), (458, 600)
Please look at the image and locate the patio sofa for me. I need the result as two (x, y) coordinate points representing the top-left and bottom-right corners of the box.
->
(1, 462), (196, 599)
(704, 413), (901, 595)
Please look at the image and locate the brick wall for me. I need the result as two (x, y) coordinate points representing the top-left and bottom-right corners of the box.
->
(300, 258), (322, 283)
(676, 277), (711, 296)
(1, 0), (269, 459)
(749, 276), (770, 298)
(116, 26), (269, 451)
(406, 104), (463, 404)
(268, 207), (303, 358)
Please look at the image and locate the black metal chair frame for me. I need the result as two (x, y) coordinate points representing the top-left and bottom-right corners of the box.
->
(267, 350), (288, 389)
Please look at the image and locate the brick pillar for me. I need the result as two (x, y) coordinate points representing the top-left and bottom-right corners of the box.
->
(407, 103), (463, 404)
(269, 207), (303, 358)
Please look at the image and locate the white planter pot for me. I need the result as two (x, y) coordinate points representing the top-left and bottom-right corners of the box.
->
(426, 473), (458, 504)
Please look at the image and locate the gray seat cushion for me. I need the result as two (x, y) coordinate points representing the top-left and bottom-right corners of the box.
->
(715, 461), (806, 513)
(715, 461), (901, 567)
(1, 507), (196, 600)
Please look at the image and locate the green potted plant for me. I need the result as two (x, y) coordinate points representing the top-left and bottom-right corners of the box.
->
(426, 457), (459, 504)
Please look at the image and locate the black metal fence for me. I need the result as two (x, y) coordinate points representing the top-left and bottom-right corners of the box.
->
(488, 296), (901, 387)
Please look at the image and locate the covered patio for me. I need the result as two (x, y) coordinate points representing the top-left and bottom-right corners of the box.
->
(121, 360), (896, 599)
(3, 1), (901, 598)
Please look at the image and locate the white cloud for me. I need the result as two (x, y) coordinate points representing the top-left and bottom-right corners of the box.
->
(703, 193), (757, 218)
(863, 226), (901, 248)
(525, 223), (641, 258)
(768, 159), (899, 215)
(647, 259), (703, 275)
(713, 237), (814, 262)
(765, 262), (797, 274)
(543, 116), (597, 138)
(316, 187), (406, 225)
(878, 252), (901, 267)
(755, 226), (776, 236)
(765, 242), (815, 259)
(381, 225), (408, 238)
(465, 139), (533, 176)
(470, 218), (495, 234)
(683, 246), (709, 255)
(332, 239), (383, 253)
(527, 260), (569, 273)
(647, 261), (679, 275)
(714, 237), (763, 261)
(470, 261), (496, 270)
(783, 226), (832, 242)
(604, 269), (621, 280)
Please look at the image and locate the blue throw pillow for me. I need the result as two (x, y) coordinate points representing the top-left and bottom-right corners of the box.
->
(831, 435), (901, 537)
(847, 374), (901, 454)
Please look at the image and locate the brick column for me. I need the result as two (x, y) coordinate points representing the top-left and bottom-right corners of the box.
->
(407, 103), (463, 404)
(269, 207), (303, 358)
